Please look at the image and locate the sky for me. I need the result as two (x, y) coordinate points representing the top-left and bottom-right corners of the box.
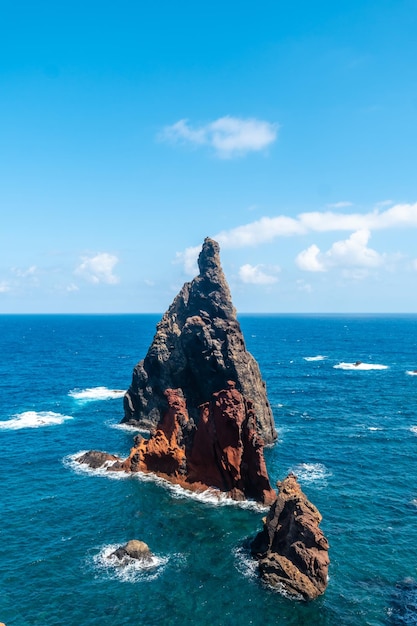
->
(1, 0), (417, 314)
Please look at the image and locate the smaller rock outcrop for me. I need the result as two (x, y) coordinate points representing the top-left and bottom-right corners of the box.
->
(251, 474), (329, 600)
(76, 450), (120, 469)
(110, 540), (153, 563)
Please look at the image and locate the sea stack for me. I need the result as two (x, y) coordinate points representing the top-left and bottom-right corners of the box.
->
(251, 474), (329, 600)
(77, 238), (277, 504)
(122, 237), (277, 445)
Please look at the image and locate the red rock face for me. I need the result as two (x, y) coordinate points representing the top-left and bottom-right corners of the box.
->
(80, 384), (276, 505)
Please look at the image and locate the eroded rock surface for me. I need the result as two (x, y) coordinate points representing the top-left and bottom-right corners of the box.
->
(77, 383), (276, 505)
(251, 474), (329, 600)
(122, 237), (276, 445)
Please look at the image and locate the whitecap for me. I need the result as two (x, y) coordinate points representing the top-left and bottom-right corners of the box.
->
(289, 462), (331, 485)
(0, 411), (73, 430)
(367, 426), (383, 431)
(108, 422), (150, 434)
(410, 426), (417, 435)
(69, 387), (126, 401)
(64, 452), (268, 511)
(406, 370), (417, 376)
(233, 545), (259, 580)
(333, 362), (388, 370)
(303, 355), (327, 362)
(92, 544), (169, 583)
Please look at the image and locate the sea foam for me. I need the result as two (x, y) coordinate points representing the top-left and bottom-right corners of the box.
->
(0, 410), (73, 430)
(333, 362), (388, 371)
(64, 452), (267, 511)
(406, 370), (417, 376)
(69, 387), (126, 401)
(92, 544), (169, 583)
(304, 355), (327, 362)
(289, 462), (331, 485)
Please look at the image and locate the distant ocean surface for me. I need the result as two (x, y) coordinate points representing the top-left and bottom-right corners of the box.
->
(1, 314), (417, 626)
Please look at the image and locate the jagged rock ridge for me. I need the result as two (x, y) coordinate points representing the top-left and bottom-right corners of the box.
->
(122, 237), (277, 445)
(251, 474), (329, 600)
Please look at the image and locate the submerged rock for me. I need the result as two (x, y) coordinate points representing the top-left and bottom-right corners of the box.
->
(122, 237), (277, 445)
(251, 474), (329, 600)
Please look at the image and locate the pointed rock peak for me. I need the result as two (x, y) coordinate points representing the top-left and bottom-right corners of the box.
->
(123, 237), (277, 445)
(198, 237), (221, 277)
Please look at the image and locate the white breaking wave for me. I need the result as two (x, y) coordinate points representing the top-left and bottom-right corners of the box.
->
(69, 387), (126, 401)
(64, 451), (268, 511)
(410, 426), (417, 435)
(333, 362), (388, 371)
(289, 462), (331, 485)
(233, 545), (259, 581)
(92, 544), (169, 583)
(108, 422), (150, 434)
(406, 370), (417, 376)
(303, 355), (327, 362)
(0, 410), (73, 430)
(63, 452), (126, 480)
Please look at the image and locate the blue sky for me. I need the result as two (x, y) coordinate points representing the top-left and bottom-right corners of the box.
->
(1, 0), (417, 313)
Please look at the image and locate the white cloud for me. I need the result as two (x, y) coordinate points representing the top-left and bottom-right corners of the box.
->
(0, 281), (10, 293)
(296, 244), (325, 272)
(325, 229), (383, 268)
(160, 116), (278, 158)
(175, 245), (200, 276)
(238, 264), (280, 285)
(66, 283), (79, 292)
(216, 215), (304, 248)
(296, 230), (384, 273)
(75, 253), (119, 284)
(213, 202), (417, 248)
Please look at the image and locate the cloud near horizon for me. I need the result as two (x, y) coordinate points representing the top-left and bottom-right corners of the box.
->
(238, 264), (280, 285)
(296, 229), (384, 272)
(160, 116), (278, 158)
(75, 253), (119, 284)
(177, 201), (417, 280)
(214, 202), (417, 248)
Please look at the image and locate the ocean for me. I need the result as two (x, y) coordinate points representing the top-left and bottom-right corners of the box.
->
(1, 314), (416, 626)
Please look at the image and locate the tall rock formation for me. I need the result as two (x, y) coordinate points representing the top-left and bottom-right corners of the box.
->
(251, 474), (329, 600)
(122, 237), (277, 445)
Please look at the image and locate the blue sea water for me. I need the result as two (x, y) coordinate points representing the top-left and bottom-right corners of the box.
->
(1, 314), (417, 626)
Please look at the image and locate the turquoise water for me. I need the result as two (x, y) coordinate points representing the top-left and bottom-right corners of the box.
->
(1, 314), (417, 626)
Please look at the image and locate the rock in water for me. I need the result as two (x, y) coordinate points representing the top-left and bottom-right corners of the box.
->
(114, 382), (276, 505)
(251, 474), (329, 600)
(122, 237), (277, 445)
(110, 540), (153, 563)
(76, 238), (277, 504)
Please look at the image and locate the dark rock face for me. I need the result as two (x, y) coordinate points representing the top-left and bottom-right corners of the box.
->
(251, 474), (329, 600)
(122, 237), (277, 445)
(78, 383), (276, 505)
